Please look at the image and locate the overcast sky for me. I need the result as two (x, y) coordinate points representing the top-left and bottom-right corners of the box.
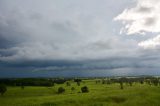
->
(0, 0), (160, 77)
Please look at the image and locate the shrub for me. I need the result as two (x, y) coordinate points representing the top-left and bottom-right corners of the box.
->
(71, 87), (75, 91)
(21, 85), (24, 90)
(81, 86), (89, 93)
(58, 87), (65, 94)
(77, 82), (80, 86)
(0, 84), (7, 95)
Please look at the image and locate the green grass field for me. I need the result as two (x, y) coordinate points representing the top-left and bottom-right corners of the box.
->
(0, 79), (160, 106)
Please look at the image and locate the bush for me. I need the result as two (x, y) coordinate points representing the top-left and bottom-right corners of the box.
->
(21, 85), (25, 90)
(71, 87), (75, 91)
(77, 82), (80, 86)
(58, 87), (65, 94)
(81, 86), (89, 93)
(0, 84), (7, 95)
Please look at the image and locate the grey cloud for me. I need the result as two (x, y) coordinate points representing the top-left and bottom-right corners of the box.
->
(0, 0), (159, 77)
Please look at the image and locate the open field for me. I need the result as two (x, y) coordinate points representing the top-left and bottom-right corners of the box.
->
(0, 79), (160, 106)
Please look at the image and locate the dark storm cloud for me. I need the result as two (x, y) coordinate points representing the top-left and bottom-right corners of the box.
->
(1, 53), (160, 78)
(0, 36), (15, 48)
(1, 52), (159, 73)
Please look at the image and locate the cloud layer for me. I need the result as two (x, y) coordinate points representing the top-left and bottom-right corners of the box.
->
(0, 0), (160, 77)
(0, 0), (136, 61)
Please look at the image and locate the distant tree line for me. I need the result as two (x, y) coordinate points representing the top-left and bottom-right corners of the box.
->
(98, 76), (160, 89)
(0, 78), (83, 87)
(0, 78), (64, 87)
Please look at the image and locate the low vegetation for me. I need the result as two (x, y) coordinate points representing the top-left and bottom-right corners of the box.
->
(0, 76), (160, 106)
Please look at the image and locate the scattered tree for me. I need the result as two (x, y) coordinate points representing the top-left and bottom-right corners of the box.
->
(95, 80), (101, 84)
(129, 81), (133, 86)
(71, 87), (75, 91)
(77, 82), (80, 86)
(102, 79), (105, 84)
(140, 80), (144, 84)
(66, 82), (71, 86)
(120, 82), (123, 90)
(0, 84), (7, 95)
(74, 79), (82, 82)
(152, 79), (159, 86)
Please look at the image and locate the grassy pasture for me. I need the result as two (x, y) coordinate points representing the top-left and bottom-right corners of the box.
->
(0, 79), (160, 106)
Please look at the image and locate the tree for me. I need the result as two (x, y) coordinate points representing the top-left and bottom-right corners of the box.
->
(0, 84), (7, 95)
(129, 81), (133, 86)
(74, 79), (82, 82)
(95, 80), (100, 84)
(66, 82), (71, 86)
(77, 82), (80, 86)
(58, 87), (65, 94)
(152, 79), (159, 86)
(102, 79), (105, 84)
(120, 82), (123, 90)
(71, 87), (75, 91)
(81, 86), (89, 93)
(140, 80), (144, 84)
